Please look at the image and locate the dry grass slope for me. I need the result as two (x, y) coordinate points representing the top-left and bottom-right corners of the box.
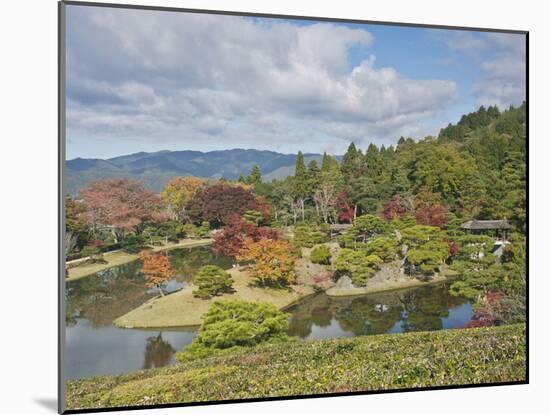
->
(113, 267), (316, 328)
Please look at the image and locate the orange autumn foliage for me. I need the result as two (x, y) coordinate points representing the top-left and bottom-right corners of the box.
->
(140, 251), (176, 295)
(237, 237), (296, 287)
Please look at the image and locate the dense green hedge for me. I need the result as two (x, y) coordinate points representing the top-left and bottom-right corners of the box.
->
(66, 324), (526, 410)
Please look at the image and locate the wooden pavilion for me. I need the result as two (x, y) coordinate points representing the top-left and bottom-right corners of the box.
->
(461, 219), (511, 242)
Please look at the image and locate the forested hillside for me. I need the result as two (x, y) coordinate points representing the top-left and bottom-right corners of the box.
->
(250, 103), (526, 232)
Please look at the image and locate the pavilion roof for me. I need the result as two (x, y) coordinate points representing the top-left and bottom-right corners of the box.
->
(461, 219), (511, 230)
(329, 223), (353, 230)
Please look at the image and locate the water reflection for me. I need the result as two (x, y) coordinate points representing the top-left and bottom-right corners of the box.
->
(287, 284), (472, 339)
(143, 333), (176, 370)
(65, 246), (230, 380)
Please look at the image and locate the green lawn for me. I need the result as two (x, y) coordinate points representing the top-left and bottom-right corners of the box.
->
(66, 324), (526, 411)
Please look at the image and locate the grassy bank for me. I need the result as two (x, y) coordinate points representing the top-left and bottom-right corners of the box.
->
(114, 267), (315, 328)
(66, 239), (213, 281)
(66, 324), (526, 410)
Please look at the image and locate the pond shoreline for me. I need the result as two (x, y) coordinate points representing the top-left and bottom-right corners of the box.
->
(326, 272), (458, 297)
(114, 266), (316, 328)
(66, 239), (213, 281)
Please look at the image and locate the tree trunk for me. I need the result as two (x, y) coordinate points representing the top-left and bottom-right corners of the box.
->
(111, 228), (119, 243)
(158, 286), (165, 297)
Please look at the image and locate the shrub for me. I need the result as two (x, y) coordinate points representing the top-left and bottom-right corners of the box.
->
(401, 225), (449, 276)
(406, 240), (448, 275)
(198, 221), (211, 238)
(340, 214), (394, 248)
(176, 300), (289, 361)
(365, 237), (399, 262)
(181, 224), (199, 239)
(120, 234), (146, 253)
(334, 249), (382, 286)
(193, 265), (234, 299)
(154, 220), (185, 242)
(310, 245), (331, 265)
(242, 210), (264, 225)
(80, 245), (106, 264)
(292, 225), (328, 251)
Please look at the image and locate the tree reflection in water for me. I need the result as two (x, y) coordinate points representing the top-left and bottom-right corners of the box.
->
(143, 333), (175, 369)
(66, 246), (233, 328)
(287, 284), (470, 339)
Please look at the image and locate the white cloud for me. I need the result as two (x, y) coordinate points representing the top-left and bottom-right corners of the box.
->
(66, 6), (458, 154)
(444, 31), (526, 109)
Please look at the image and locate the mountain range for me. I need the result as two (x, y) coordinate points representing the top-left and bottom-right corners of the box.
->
(65, 149), (329, 195)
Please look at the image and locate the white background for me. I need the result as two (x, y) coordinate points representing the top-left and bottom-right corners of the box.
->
(0, 0), (545, 414)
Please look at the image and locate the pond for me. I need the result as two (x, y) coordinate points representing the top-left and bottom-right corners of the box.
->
(64, 246), (232, 380)
(65, 247), (473, 380)
(286, 285), (473, 339)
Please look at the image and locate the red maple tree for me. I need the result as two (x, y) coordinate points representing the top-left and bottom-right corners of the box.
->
(381, 195), (408, 221)
(186, 184), (268, 226)
(336, 191), (355, 224)
(80, 178), (164, 242)
(213, 214), (279, 261)
(414, 202), (448, 228)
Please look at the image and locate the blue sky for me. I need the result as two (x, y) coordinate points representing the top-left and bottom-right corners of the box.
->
(66, 5), (526, 159)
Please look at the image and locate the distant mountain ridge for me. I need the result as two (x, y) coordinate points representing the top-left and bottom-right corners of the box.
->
(65, 149), (327, 195)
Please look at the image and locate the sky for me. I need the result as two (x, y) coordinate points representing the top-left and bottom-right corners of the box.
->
(65, 5), (527, 159)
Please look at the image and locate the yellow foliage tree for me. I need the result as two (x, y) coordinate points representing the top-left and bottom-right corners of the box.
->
(160, 176), (203, 222)
(237, 237), (296, 287)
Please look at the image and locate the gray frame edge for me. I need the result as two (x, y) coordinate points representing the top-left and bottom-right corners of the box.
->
(58, 1), (67, 413)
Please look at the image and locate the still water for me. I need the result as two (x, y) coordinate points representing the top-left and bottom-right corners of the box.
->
(286, 285), (473, 339)
(65, 246), (232, 380)
(65, 247), (473, 380)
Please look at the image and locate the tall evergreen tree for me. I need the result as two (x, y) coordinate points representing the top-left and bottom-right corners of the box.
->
(341, 142), (359, 179)
(321, 152), (339, 173)
(293, 151), (309, 221)
(307, 159), (321, 189)
(247, 164), (262, 185)
(365, 143), (380, 178)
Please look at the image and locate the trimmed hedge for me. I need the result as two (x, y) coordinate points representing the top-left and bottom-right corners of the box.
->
(66, 324), (525, 410)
